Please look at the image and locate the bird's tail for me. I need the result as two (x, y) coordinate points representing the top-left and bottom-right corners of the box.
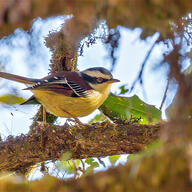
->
(0, 72), (39, 85)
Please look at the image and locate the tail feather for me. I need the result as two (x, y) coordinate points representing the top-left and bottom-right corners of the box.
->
(0, 72), (39, 85)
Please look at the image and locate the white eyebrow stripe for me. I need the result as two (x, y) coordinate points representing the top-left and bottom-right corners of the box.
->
(83, 71), (111, 79)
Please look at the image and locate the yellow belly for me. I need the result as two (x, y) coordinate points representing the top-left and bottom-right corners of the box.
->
(32, 89), (109, 117)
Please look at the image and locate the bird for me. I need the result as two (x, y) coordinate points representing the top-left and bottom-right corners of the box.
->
(0, 67), (120, 118)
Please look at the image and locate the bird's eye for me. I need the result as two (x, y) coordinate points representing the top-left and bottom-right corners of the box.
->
(96, 77), (103, 83)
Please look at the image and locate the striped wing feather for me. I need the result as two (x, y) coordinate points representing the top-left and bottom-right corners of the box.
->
(24, 72), (91, 98)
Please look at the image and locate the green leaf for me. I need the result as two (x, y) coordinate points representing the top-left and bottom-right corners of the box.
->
(119, 85), (129, 95)
(85, 158), (99, 167)
(85, 158), (99, 175)
(56, 160), (80, 174)
(100, 94), (161, 124)
(58, 160), (74, 174)
(0, 94), (25, 105)
(89, 113), (107, 124)
(109, 155), (120, 165)
(61, 151), (73, 161)
(85, 158), (95, 165)
(91, 162), (99, 168)
(85, 158), (99, 168)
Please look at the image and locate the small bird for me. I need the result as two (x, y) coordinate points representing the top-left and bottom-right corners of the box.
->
(0, 67), (120, 118)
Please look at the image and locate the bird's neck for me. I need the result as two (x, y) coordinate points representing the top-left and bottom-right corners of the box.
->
(90, 83), (112, 98)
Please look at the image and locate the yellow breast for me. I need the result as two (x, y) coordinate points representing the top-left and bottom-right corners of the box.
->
(32, 84), (111, 117)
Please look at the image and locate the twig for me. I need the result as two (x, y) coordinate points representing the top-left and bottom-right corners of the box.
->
(72, 160), (81, 179)
(80, 160), (85, 174)
(105, 28), (121, 72)
(97, 158), (106, 168)
(130, 35), (159, 92)
(159, 79), (170, 110)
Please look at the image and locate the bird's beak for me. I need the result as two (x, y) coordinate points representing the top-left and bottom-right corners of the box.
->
(108, 78), (120, 83)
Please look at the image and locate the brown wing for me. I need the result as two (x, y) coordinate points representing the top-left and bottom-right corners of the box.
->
(24, 71), (92, 97)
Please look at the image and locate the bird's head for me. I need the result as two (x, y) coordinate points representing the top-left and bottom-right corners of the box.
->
(81, 67), (120, 93)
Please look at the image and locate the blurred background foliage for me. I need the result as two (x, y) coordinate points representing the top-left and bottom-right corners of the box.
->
(0, 0), (191, 190)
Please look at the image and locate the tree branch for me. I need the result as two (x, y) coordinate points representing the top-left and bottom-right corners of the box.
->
(0, 121), (161, 173)
(0, 145), (190, 191)
(1, 0), (192, 39)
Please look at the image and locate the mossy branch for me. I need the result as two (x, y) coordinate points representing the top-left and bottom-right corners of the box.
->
(0, 145), (191, 191)
(0, 121), (161, 173)
(1, 0), (192, 39)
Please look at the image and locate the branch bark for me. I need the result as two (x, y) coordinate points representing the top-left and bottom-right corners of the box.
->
(0, 145), (191, 192)
(0, 121), (161, 173)
(0, 0), (192, 39)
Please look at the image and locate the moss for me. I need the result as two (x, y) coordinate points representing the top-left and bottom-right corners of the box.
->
(0, 146), (191, 191)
